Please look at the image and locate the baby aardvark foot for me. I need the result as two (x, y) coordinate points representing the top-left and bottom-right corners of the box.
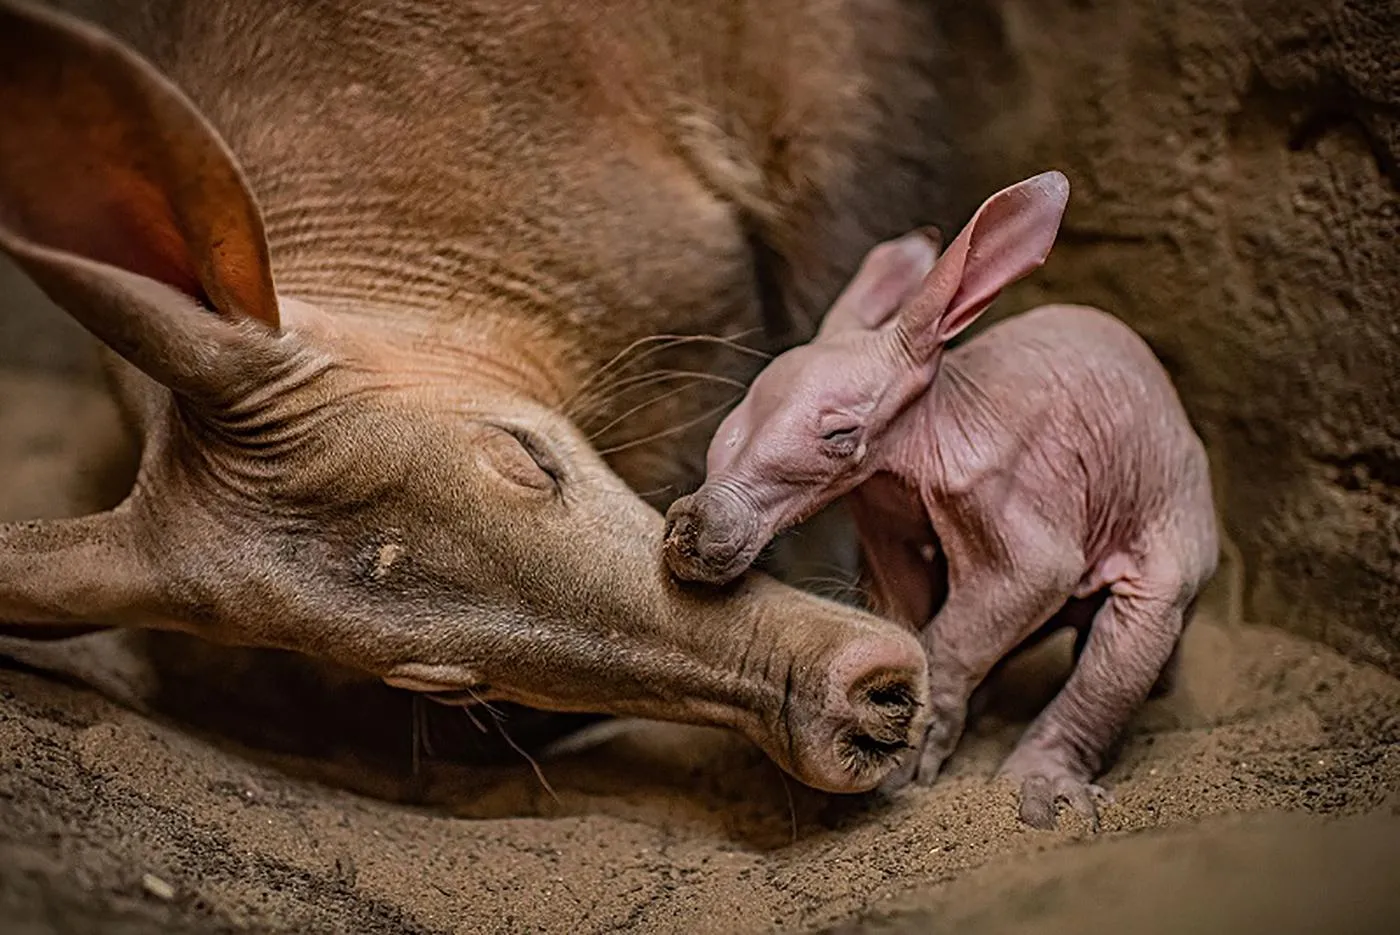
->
(1000, 750), (1115, 831)
(877, 715), (961, 793)
(913, 731), (959, 786)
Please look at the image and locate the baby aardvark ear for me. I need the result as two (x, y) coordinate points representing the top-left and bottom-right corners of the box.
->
(897, 171), (1069, 359)
(816, 228), (943, 339)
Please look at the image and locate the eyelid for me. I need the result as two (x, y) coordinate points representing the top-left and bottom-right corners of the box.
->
(818, 414), (861, 437)
(499, 424), (564, 484)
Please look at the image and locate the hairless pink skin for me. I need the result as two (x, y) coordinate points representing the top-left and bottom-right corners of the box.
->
(664, 171), (1219, 829)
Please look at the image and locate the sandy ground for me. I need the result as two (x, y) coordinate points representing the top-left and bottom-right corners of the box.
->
(2, 367), (1399, 934)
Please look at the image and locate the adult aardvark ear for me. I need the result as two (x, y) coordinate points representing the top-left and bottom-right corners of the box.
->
(896, 171), (1069, 359)
(0, 0), (280, 404)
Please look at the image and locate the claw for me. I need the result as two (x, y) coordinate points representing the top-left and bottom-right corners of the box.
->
(1016, 774), (1112, 832)
(1017, 774), (1058, 829)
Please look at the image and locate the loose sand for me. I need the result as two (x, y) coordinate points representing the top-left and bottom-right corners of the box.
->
(2, 369), (1398, 934)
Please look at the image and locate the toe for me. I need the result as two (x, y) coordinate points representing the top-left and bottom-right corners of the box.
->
(878, 751), (919, 794)
(1057, 778), (1102, 832)
(914, 740), (954, 786)
(1015, 775), (1112, 832)
(1017, 775), (1058, 830)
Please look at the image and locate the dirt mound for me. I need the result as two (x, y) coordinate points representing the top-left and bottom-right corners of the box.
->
(824, 810), (1400, 935)
(3, 593), (1397, 933)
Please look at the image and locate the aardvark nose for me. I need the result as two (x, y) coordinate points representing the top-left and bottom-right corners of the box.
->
(796, 624), (930, 793)
(663, 494), (749, 584)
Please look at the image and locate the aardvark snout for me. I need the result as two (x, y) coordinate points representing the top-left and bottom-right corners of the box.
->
(663, 489), (761, 585)
(662, 488), (928, 790)
(801, 631), (929, 793)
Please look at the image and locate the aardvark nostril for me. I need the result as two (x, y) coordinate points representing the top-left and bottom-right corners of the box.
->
(664, 510), (697, 551)
(663, 498), (745, 581)
(663, 507), (708, 565)
(825, 635), (929, 782)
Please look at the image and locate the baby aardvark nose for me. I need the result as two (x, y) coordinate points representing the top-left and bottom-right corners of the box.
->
(663, 493), (750, 583)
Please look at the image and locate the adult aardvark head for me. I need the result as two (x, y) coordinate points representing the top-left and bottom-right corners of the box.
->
(0, 0), (927, 792)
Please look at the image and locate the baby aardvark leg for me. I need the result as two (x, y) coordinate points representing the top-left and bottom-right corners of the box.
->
(1000, 581), (1190, 830)
(884, 560), (1079, 790)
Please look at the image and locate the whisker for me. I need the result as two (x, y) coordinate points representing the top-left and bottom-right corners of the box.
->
(411, 695), (425, 780)
(586, 377), (730, 444)
(595, 392), (745, 457)
(562, 336), (693, 418)
(459, 701), (488, 733)
(810, 584), (869, 605)
(488, 709), (561, 805)
(801, 576), (863, 592)
(776, 762), (798, 846)
(597, 367), (750, 398)
(464, 686), (506, 720)
(562, 335), (701, 416)
(576, 369), (747, 438)
(687, 327), (769, 355)
(562, 331), (768, 421)
(793, 575), (864, 593)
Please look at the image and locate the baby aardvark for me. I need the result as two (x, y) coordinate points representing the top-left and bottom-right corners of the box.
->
(663, 171), (1218, 828)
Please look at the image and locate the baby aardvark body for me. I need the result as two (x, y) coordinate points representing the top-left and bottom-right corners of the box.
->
(663, 171), (1219, 828)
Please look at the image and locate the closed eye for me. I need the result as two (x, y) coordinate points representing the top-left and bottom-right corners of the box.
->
(822, 426), (858, 441)
(499, 424), (565, 486)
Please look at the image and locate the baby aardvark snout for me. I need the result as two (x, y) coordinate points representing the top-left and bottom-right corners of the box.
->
(663, 490), (760, 585)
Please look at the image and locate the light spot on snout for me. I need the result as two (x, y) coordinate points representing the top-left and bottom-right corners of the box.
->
(383, 663), (486, 696)
(372, 542), (403, 581)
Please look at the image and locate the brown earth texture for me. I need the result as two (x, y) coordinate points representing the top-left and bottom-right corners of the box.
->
(4, 0), (1400, 932)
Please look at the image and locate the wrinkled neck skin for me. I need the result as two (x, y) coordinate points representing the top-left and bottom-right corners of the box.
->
(868, 345), (1000, 496)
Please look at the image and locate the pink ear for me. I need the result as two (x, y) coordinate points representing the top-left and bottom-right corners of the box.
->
(897, 171), (1069, 357)
(816, 229), (942, 339)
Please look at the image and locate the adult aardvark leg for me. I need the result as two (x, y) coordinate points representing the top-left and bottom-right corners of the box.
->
(1000, 583), (1190, 831)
